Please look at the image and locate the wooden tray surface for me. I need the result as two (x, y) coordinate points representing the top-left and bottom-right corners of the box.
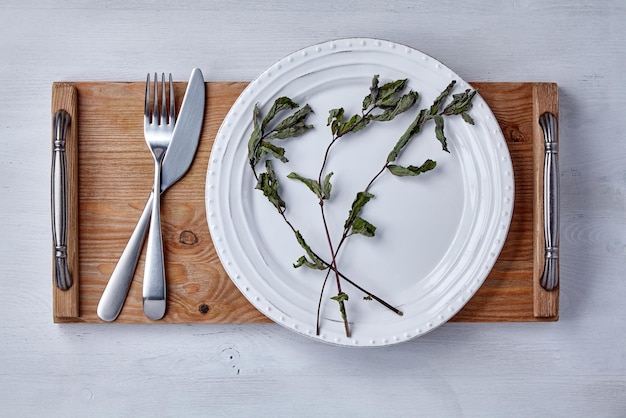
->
(51, 81), (559, 323)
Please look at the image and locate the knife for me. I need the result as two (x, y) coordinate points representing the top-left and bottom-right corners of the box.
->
(539, 112), (559, 290)
(97, 68), (205, 321)
(51, 110), (72, 290)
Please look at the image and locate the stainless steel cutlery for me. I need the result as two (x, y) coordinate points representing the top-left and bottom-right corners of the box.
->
(142, 73), (176, 320)
(97, 68), (205, 321)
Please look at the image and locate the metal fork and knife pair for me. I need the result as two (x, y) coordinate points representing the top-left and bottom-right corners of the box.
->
(96, 68), (205, 321)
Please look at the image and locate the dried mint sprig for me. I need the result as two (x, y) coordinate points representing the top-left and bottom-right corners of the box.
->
(248, 75), (477, 338)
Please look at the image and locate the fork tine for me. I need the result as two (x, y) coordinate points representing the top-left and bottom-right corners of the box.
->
(168, 74), (175, 124)
(144, 73), (151, 123)
(144, 73), (175, 126)
(153, 72), (158, 125)
(160, 73), (166, 126)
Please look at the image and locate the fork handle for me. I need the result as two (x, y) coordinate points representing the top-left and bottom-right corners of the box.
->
(143, 159), (167, 320)
(97, 191), (153, 321)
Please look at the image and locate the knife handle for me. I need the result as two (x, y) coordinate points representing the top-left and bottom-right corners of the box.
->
(97, 192), (153, 321)
(539, 112), (559, 291)
(142, 160), (167, 321)
(51, 110), (72, 290)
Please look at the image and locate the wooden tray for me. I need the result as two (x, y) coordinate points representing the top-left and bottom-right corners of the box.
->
(51, 81), (559, 323)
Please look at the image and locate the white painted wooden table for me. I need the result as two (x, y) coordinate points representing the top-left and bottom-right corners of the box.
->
(1, 1), (624, 416)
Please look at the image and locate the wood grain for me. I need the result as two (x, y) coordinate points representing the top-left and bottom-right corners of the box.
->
(51, 81), (559, 323)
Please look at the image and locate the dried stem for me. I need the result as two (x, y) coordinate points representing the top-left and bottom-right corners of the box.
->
(249, 78), (477, 339)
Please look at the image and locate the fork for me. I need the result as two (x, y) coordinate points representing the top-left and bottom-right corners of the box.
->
(143, 72), (175, 320)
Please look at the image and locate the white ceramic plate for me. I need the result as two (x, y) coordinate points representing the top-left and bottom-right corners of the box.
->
(206, 38), (514, 346)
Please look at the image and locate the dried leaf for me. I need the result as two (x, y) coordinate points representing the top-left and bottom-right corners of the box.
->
(337, 114), (370, 136)
(257, 141), (287, 163)
(287, 172), (322, 199)
(462, 112), (474, 125)
(429, 80), (456, 115)
(433, 114), (448, 152)
(262, 96), (299, 131)
(273, 104), (314, 132)
(362, 75), (380, 110)
(269, 122), (313, 140)
(331, 292), (350, 337)
(370, 91), (419, 122)
(344, 191), (374, 230)
(386, 109), (426, 163)
(293, 230), (326, 270)
(387, 159), (437, 177)
(293, 255), (326, 270)
(327, 107), (344, 136)
(331, 292), (349, 303)
(378, 78), (407, 102)
(327, 107), (344, 124)
(443, 89), (477, 116)
(255, 160), (285, 210)
(322, 172), (333, 200)
(351, 216), (376, 237)
(247, 104), (262, 166)
(338, 114), (361, 136)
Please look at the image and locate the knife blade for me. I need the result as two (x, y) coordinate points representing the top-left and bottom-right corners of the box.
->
(97, 68), (205, 321)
